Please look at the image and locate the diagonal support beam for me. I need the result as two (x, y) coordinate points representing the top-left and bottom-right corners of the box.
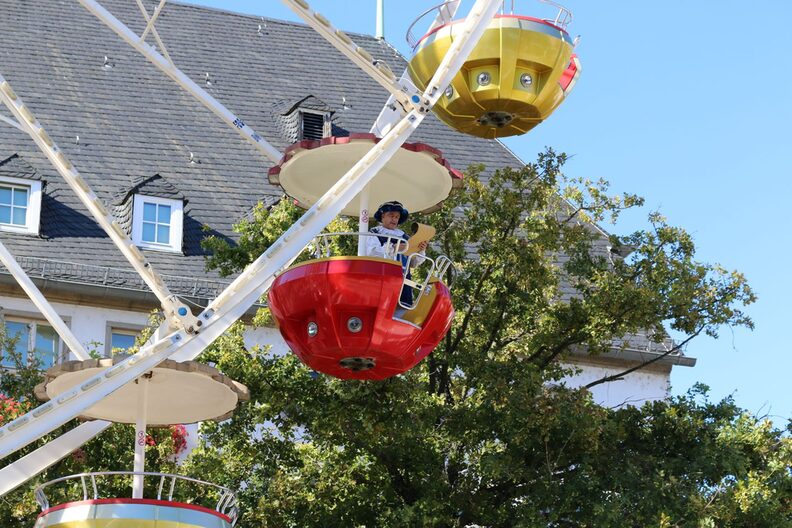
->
(77, 0), (282, 164)
(0, 239), (90, 361)
(0, 0), (500, 488)
(282, 0), (420, 116)
(0, 75), (200, 333)
(0, 105), (424, 460)
(134, 0), (174, 66)
(138, 0), (168, 46)
(360, 0), (462, 252)
(371, 0), (461, 137)
(0, 111), (24, 132)
(0, 420), (111, 496)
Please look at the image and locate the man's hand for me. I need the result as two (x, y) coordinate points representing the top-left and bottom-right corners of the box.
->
(416, 241), (428, 252)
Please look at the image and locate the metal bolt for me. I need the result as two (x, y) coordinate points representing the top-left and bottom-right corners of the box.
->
(307, 322), (318, 337)
(477, 72), (491, 86)
(444, 85), (454, 98)
(519, 73), (533, 88)
(347, 317), (363, 333)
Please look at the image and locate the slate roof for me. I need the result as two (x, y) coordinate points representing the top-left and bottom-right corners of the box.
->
(0, 0), (526, 290)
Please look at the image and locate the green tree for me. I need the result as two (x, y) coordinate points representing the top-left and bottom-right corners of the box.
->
(184, 151), (788, 526)
(1, 151), (788, 527)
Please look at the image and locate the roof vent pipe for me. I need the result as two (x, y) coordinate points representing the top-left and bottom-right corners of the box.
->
(376, 0), (384, 39)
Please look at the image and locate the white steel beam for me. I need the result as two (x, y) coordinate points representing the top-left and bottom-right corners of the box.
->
(0, 111), (24, 132)
(134, 0), (174, 66)
(132, 375), (150, 498)
(0, 239), (90, 361)
(137, 0), (168, 49)
(0, 106), (421, 459)
(371, 0), (461, 137)
(77, 0), (282, 164)
(362, 0), (461, 249)
(0, 0), (499, 484)
(0, 421), (111, 496)
(281, 0), (419, 115)
(0, 75), (200, 333)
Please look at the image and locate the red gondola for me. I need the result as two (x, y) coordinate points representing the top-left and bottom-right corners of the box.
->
(268, 254), (454, 380)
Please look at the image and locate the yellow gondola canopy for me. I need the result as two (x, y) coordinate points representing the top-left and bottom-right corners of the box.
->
(408, 14), (581, 139)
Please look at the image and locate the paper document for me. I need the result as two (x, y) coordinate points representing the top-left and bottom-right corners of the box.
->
(406, 222), (436, 255)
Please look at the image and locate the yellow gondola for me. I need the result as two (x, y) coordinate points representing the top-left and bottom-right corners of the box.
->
(407, 1), (581, 139)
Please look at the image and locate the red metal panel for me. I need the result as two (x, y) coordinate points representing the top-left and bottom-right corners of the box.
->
(268, 258), (454, 380)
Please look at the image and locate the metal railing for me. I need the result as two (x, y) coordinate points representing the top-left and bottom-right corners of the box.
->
(406, 1), (459, 49)
(400, 253), (454, 310)
(407, 0), (572, 49)
(0, 255), (232, 299)
(310, 231), (407, 261)
(34, 471), (239, 525)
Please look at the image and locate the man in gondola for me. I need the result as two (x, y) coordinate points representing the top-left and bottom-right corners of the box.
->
(364, 201), (427, 310)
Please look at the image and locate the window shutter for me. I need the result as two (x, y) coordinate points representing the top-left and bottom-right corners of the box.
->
(300, 111), (329, 140)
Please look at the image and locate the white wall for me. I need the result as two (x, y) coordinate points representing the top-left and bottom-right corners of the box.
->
(245, 332), (675, 409)
(560, 360), (671, 409)
(243, 326), (290, 356)
(0, 294), (290, 359)
(0, 294), (152, 357)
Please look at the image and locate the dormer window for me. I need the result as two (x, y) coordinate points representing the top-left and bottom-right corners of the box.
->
(0, 176), (42, 235)
(131, 195), (183, 252)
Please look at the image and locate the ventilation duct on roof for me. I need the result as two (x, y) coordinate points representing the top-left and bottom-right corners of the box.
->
(274, 95), (336, 143)
(299, 111), (328, 141)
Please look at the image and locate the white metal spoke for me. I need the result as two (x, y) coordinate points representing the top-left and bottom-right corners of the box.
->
(139, 0), (168, 44)
(371, 0), (461, 137)
(0, 239), (90, 361)
(77, 0), (283, 164)
(134, 0), (174, 66)
(0, 75), (200, 333)
(0, 111), (24, 132)
(0, 107), (421, 459)
(281, 0), (420, 116)
(363, 0), (462, 239)
(0, 421), (111, 497)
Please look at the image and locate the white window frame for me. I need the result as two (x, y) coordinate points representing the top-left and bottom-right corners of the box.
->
(0, 176), (42, 235)
(105, 322), (143, 356)
(131, 194), (183, 253)
(1, 315), (64, 370)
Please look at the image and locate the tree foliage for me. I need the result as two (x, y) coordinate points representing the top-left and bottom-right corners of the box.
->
(182, 151), (786, 526)
(1, 151), (788, 527)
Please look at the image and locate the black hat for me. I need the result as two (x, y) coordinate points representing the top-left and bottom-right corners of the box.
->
(374, 201), (409, 224)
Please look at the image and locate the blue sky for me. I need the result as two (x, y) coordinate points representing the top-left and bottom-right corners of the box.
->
(187, 0), (791, 422)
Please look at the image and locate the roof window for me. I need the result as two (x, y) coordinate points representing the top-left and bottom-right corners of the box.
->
(0, 176), (42, 235)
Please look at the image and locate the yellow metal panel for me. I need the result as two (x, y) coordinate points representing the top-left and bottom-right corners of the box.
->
(401, 278), (441, 327)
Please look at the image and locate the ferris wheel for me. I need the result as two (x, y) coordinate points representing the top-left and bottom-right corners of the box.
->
(0, 0), (580, 525)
